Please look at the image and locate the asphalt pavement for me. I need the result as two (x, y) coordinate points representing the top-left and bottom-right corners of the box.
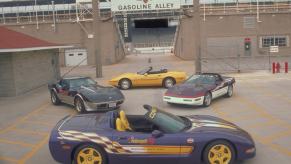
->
(0, 54), (291, 164)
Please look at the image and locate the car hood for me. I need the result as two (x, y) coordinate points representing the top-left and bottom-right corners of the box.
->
(166, 84), (214, 97)
(185, 115), (241, 132)
(79, 85), (124, 102)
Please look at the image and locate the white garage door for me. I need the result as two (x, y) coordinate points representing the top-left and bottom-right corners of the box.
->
(65, 49), (88, 66)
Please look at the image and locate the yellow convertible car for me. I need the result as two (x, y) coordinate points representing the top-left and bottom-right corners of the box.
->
(109, 67), (187, 90)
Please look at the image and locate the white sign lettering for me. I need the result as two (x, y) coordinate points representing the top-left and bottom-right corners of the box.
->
(111, 0), (181, 12)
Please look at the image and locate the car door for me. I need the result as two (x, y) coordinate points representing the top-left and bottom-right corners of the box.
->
(137, 73), (162, 86)
(212, 77), (228, 98)
(57, 79), (73, 104)
(111, 130), (189, 164)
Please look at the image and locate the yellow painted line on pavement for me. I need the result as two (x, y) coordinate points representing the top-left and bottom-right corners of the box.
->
(211, 98), (291, 157)
(0, 138), (35, 148)
(22, 120), (55, 127)
(0, 156), (19, 163)
(262, 129), (291, 143)
(10, 128), (48, 136)
(253, 134), (291, 157)
(0, 102), (50, 135)
(17, 134), (50, 164)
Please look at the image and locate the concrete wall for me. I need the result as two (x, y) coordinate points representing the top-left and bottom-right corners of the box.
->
(0, 54), (16, 97)
(12, 50), (60, 95)
(7, 20), (125, 66)
(175, 13), (291, 60)
(0, 50), (60, 97)
(175, 17), (198, 60)
(4, 13), (291, 64)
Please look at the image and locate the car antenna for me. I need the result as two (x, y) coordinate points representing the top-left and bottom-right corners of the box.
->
(61, 57), (87, 79)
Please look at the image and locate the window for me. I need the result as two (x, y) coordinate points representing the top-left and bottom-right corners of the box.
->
(261, 36), (289, 48)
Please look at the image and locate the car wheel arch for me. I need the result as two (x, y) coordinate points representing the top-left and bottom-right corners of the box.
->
(74, 94), (85, 104)
(51, 88), (57, 94)
(71, 142), (109, 164)
(162, 77), (176, 86)
(201, 138), (238, 162)
(119, 78), (132, 85)
(118, 78), (132, 89)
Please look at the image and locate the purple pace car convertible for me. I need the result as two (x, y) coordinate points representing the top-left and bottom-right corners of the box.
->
(164, 73), (235, 107)
(49, 105), (255, 164)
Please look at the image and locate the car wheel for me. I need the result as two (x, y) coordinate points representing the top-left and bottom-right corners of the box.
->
(226, 85), (233, 98)
(203, 140), (235, 164)
(119, 79), (132, 90)
(74, 144), (107, 164)
(75, 97), (86, 113)
(50, 91), (61, 105)
(203, 92), (212, 107)
(163, 77), (176, 88)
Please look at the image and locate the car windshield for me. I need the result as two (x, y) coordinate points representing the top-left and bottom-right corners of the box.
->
(146, 108), (189, 133)
(69, 78), (97, 88)
(137, 67), (152, 75)
(184, 75), (216, 85)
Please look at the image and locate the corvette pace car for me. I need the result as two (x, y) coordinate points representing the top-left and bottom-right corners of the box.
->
(48, 76), (124, 113)
(49, 105), (255, 164)
(164, 73), (235, 107)
(108, 66), (187, 90)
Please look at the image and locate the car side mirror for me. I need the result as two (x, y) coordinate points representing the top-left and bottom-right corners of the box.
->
(152, 130), (163, 138)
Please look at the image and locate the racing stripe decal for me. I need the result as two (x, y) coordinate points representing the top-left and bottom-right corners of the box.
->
(58, 130), (193, 155)
(187, 118), (238, 130)
(121, 145), (193, 155)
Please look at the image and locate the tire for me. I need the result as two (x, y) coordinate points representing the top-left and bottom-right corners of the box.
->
(203, 92), (212, 107)
(225, 85), (233, 98)
(119, 79), (132, 90)
(163, 77), (176, 88)
(50, 91), (61, 105)
(74, 97), (86, 113)
(203, 140), (236, 164)
(73, 144), (107, 164)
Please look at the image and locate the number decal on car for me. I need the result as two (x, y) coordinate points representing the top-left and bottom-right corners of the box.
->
(149, 108), (157, 119)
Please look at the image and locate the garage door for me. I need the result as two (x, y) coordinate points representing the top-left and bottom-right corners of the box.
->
(65, 49), (88, 66)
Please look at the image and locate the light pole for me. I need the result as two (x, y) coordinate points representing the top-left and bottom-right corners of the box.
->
(35, 0), (39, 29)
(193, 0), (201, 73)
(256, 0), (260, 22)
(92, 0), (102, 77)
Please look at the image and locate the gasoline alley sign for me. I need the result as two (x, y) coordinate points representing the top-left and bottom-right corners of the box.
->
(111, 0), (181, 12)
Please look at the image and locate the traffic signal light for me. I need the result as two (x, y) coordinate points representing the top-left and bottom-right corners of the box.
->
(244, 38), (251, 51)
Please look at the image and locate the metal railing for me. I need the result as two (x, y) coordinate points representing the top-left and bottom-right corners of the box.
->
(1, 2), (291, 25)
(133, 42), (174, 48)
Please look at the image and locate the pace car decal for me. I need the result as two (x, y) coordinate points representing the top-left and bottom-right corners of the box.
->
(58, 130), (193, 155)
(187, 118), (238, 130)
(128, 136), (156, 144)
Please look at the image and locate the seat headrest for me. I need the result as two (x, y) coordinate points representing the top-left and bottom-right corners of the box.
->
(119, 110), (126, 118)
(116, 118), (125, 132)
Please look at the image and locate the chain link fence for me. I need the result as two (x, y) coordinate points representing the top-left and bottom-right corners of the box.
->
(201, 45), (291, 73)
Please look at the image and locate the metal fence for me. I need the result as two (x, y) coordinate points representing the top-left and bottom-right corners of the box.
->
(201, 45), (291, 73)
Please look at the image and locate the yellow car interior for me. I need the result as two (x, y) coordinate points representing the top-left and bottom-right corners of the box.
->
(115, 110), (133, 131)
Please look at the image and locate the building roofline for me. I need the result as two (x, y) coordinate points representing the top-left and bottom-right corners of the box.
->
(0, 45), (74, 53)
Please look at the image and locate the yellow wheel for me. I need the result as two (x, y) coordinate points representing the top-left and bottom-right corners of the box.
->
(204, 140), (235, 164)
(74, 145), (106, 164)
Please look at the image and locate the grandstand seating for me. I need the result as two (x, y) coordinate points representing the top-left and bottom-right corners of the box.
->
(132, 27), (176, 48)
